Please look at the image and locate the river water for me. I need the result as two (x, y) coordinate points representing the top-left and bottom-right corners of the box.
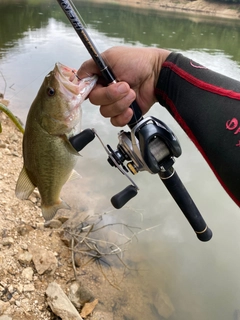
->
(1, 1), (240, 319)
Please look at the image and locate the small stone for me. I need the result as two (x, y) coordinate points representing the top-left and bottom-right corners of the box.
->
(60, 235), (71, 247)
(17, 225), (34, 236)
(57, 215), (70, 224)
(2, 237), (14, 246)
(23, 284), (35, 292)
(16, 284), (23, 294)
(15, 300), (21, 307)
(80, 299), (98, 318)
(0, 300), (10, 316)
(21, 298), (29, 305)
(18, 252), (33, 265)
(68, 281), (95, 308)
(8, 286), (13, 294)
(21, 267), (33, 281)
(12, 292), (19, 299)
(44, 219), (62, 229)
(28, 245), (58, 275)
(4, 148), (11, 155)
(36, 223), (45, 230)
(46, 282), (83, 320)
(20, 243), (28, 251)
(0, 281), (7, 288)
(7, 267), (17, 276)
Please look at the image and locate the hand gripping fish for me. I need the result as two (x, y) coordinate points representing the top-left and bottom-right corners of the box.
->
(15, 63), (97, 221)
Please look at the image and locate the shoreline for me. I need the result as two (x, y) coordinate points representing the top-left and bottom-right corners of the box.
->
(88, 0), (240, 20)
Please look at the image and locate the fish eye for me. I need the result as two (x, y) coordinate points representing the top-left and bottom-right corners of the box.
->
(47, 87), (55, 97)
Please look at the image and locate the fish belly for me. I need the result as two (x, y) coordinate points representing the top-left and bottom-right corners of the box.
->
(23, 121), (79, 208)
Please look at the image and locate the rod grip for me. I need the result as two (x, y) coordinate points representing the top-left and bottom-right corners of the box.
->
(128, 100), (143, 129)
(159, 169), (212, 242)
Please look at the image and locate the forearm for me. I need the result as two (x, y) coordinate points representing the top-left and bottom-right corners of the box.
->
(155, 52), (240, 206)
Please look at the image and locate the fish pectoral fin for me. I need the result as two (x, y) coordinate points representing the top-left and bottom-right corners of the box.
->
(15, 167), (35, 199)
(42, 200), (70, 221)
(68, 169), (82, 182)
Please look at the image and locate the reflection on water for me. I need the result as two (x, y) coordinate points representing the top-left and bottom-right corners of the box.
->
(1, 0), (240, 319)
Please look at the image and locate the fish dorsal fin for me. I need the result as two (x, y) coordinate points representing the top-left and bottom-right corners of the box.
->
(42, 200), (70, 221)
(15, 167), (35, 200)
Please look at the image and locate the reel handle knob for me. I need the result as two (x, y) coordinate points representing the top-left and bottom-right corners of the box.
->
(111, 185), (138, 209)
(69, 129), (95, 152)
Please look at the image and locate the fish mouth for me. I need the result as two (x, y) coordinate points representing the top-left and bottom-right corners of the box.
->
(54, 62), (97, 97)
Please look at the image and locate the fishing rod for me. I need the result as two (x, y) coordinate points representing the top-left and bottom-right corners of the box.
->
(56, 0), (213, 242)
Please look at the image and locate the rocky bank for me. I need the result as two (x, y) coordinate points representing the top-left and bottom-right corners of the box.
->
(99, 0), (240, 19)
(0, 112), (177, 319)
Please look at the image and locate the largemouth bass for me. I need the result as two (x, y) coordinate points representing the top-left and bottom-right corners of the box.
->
(15, 63), (97, 221)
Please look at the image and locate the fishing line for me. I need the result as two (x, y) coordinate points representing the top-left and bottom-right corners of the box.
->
(68, 0), (114, 74)
(67, 1), (113, 79)
(0, 70), (7, 96)
(4, 63), (55, 102)
(69, 0), (87, 27)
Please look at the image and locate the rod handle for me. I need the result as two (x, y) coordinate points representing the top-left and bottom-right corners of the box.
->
(159, 169), (213, 242)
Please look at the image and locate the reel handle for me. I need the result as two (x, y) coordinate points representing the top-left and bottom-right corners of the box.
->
(111, 185), (138, 209)
(159, 168), (212, 242)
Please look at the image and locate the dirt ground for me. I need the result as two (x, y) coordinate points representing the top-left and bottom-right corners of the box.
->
(0, 110), (175, 320)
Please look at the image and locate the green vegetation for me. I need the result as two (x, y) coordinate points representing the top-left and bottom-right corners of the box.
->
(0, 103), (25, 134)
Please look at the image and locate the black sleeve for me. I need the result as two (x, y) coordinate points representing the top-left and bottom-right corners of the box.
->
(155, 52), (240, 207)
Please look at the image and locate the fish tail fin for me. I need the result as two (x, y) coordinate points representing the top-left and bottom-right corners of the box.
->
(15, 167), (35, 199)
(42, 200), (70, 221)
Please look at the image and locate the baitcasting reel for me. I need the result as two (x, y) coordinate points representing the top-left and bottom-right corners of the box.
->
(104, 116), (182, 207)
(69, 115), (213, 242)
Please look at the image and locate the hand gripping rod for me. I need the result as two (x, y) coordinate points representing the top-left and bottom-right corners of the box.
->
(56, 0), (142, 128)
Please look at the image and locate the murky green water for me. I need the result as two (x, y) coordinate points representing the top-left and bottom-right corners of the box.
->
(1, 0), (240, 319)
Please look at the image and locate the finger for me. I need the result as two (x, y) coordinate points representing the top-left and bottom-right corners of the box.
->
(110, 108), (133, 127)
(89, 82), (135, 106)
(77, 59), (100, 79)
(99, 90), (135, 119)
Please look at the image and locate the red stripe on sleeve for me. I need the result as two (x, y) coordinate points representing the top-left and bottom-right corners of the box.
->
(163, 61), (240, 100)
